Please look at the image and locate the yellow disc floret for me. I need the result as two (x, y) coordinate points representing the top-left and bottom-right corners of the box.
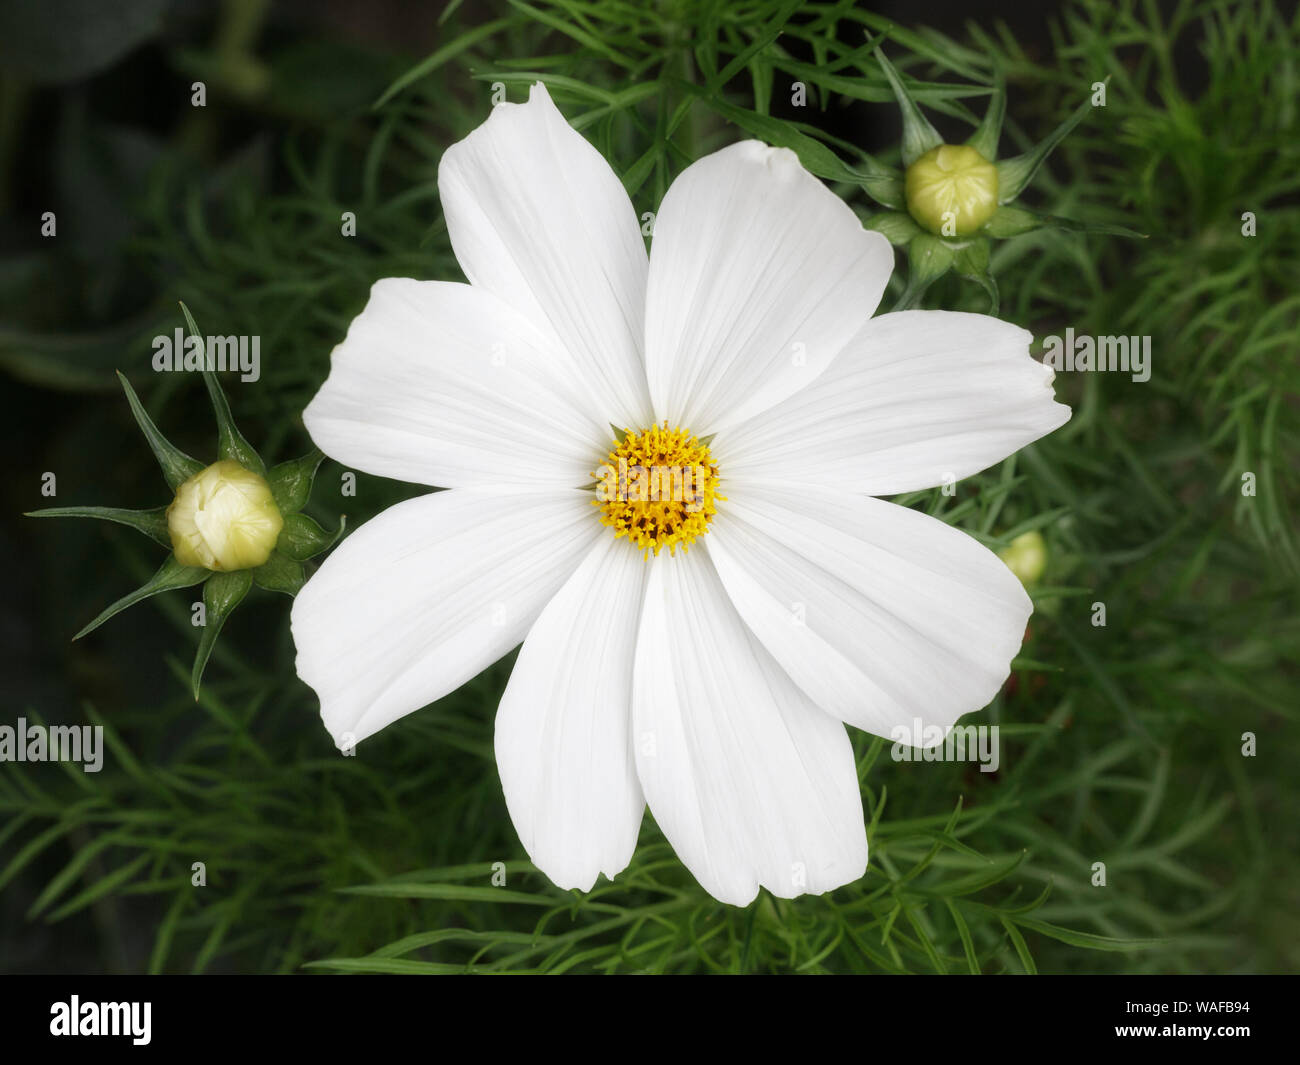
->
(167, 459), (284, 571)
(594, 424), (722, 557)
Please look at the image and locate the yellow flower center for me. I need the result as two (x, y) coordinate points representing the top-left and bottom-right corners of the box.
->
(904, 143), (999, 237)
(594, 424), (722, 557)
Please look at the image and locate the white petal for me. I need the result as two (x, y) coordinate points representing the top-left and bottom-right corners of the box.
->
(304, 279), (606, 488)
(292, 488), (601, 748)
(707, 486), (1031, 744)
(718, 310), (1070, 495)
(438, 82), (652, 429)
(644, 141), (892, 434)
(496, 536), (647, 891)
(632, 547), (867, 905)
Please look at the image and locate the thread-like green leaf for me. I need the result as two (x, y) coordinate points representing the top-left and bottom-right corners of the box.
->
(698, 94), (905, 209)
(339, 882), (556, 905)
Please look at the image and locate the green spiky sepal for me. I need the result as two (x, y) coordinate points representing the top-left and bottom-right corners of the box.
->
(26, 303), (344, 698)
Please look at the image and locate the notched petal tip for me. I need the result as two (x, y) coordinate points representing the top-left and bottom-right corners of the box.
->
(442, 78), (559, 158)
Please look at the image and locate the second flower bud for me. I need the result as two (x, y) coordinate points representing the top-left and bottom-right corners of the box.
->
(167, 459), (284, 571)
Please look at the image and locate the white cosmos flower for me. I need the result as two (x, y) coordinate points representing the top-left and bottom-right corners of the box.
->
(291, 82), (1070, 906)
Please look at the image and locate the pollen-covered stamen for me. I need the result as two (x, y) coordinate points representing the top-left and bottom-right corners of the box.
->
(593, 423), (722, 557)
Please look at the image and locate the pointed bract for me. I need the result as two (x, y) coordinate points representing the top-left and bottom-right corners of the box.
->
(983, 205), (1045, 238)
(277, 512), (346, 562)
(192, 569), (252, 698)
(995, 81), (1107, 202)
(875, 48), (944, 167)
(117, 372), (204, 490)
(896, 233), (954, 310)
(864, 209), (923, 246)
(952, 238), (999, 313)
(25, 505), (171, 549)
(252, 550), (307, 597)
(73, 555), (208, 641)
(966, 68), (1006, 161)
(266, 448), (325, 515)
(181, 302), (267, 476)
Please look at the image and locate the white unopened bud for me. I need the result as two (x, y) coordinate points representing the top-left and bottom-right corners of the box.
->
(167, 459), (283, 571)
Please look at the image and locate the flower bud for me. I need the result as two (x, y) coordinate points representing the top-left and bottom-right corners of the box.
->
(167, 459), (284, 571)
(904, 144), (999, 237)
(999, 530), (1048, 586)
